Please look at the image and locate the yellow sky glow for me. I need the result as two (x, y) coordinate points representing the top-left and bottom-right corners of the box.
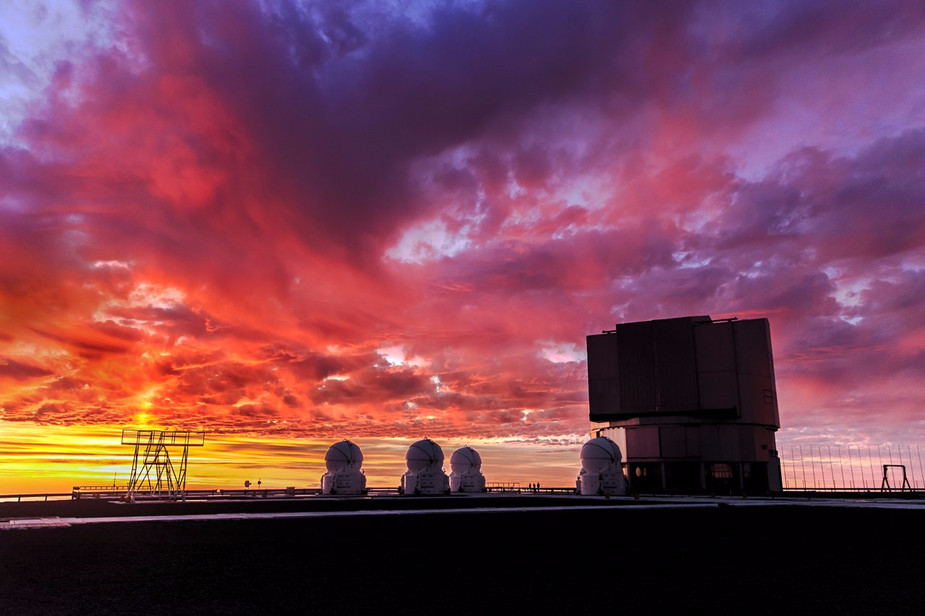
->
(0, 422), (586, 495)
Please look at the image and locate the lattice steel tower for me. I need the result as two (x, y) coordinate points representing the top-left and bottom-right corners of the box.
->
(122, 429), (206, 499)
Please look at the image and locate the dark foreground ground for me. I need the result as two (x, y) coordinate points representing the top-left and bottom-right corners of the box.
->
(2, 495), (925, 615)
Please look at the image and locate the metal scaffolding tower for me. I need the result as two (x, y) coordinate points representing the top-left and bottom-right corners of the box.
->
(122, 429), (206, 499)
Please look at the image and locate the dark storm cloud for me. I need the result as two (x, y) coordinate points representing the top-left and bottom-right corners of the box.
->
(0, 357), (53, 380)
(113, 0), (695, 259)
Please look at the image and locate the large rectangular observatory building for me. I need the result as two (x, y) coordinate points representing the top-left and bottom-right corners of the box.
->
(587, 315), (782, 494)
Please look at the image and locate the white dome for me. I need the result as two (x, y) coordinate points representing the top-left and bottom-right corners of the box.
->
(580, 436), (622, 474)
(450, 446), (482, 474)
(405, 438), (444, 472)
(325, 440), (363, 472)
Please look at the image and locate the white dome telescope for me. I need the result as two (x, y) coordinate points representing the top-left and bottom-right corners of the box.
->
(449, 445), (486, 493)
(405, 438), (445, 472)
(577, 436), (626, 496)
(450, 445), (482, 474)
(321, 439), (367, 495)
(401, 438), (449, 495)
(580, 436), (623, 474)
(325, 439), (364, 472)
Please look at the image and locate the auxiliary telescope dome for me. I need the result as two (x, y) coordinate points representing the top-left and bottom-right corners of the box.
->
(321, 439), (367, 495)
(325, 439), (364, 472)
(577, 435), (625, 496)
(450, 445), (482, 474)
(401, 438), (449, 495)
(405, 438), (445, 472)
(580, 436), (622, 474)
(449, 445), (487, 493)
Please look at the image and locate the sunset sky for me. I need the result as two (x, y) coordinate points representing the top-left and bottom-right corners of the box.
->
(2, 1), (925, 493)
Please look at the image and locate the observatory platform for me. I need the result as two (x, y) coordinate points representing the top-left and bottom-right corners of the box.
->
(3, 492), (925, 616)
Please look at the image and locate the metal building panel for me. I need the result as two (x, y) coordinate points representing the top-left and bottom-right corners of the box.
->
(653, 318), (700, 411)
(659, 425), (686, 458)
(733, 319), (780, 427)
(626, 426), (660, 458)
(659, 425), (701, 458)
(737, 373), (780, 427)
(734, 425), (778, 462)
(615, 320), (658, 414)
(588, 378), (621, 421)
(733, 319), (774, 378)
(586, 333), (619, 380)
(756, 427), (778, 462)
(737, 425), (762, 460)
(699, 424), (746, 460)
(685, 425), (702, 457)
(697, 371), (740, 412)
(587, 333), (622, 420)
(694, 320), (737, 373)
(699, 423), (721, 459)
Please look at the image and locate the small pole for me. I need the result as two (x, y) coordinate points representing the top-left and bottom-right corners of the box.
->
(799, 445), (807, 489)
(837, 445), (846, 491)
(810, 445), (818, 490)
(848, 445), (856, 491)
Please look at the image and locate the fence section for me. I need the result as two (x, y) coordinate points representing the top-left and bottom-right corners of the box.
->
(781, 443), (925, 492)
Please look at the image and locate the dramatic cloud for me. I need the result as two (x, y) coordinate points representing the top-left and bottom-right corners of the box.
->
(2, 0), (924, 465)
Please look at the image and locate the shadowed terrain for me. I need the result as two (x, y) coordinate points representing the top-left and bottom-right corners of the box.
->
(3, 497), (925, 615)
